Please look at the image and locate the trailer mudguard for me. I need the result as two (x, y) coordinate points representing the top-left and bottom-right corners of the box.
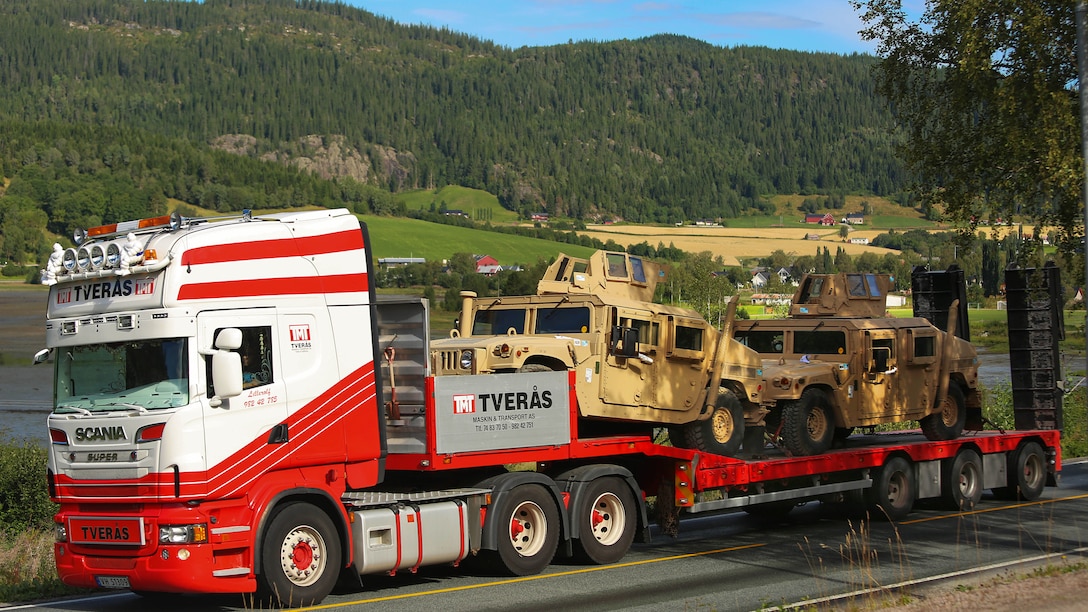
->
(475, 471), (570, 552)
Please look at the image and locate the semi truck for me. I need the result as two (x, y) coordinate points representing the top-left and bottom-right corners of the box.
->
(37, 208), (1061, 607)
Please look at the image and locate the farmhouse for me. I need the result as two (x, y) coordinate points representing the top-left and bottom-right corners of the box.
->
(849, 237), (870, 245)
(842, 213), (865, 225)
(804, 213), (836, 225)
(474, 254), (501, 276)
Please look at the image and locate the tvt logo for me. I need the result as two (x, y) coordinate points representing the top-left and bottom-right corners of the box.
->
(452, 394), (476, 414)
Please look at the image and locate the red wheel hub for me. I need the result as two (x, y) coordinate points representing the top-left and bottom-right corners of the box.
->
(292, 541), (314, 570)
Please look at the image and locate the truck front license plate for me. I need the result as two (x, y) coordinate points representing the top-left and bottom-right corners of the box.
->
(95, 575), (130, 589)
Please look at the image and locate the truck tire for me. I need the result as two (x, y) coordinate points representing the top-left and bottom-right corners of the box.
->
(865, 455), (915, 521)
(994, 441), (1047, 501)
(257, 502), (341, 608)
(921, 384), (966, 441)
(488, 484), (560, 576)
(572, 477), (638, 564)
(941, 449), (983, 510)
(781, 388), (835, 456)
(682, 391), (745, 456)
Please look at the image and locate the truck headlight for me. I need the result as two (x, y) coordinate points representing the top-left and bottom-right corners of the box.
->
(55, 522), (68, 543)
(159, 524), (208, 544)
(459, 350), (474, 370)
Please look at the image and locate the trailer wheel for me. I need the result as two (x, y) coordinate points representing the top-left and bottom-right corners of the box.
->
(573, 477), (637, 565)
(683, 390), (745, 456)
(942, 449), (983, 510)
(257, 502), (341, 608)
(781, 388), (835, 456)
(865, 456), (915, 521)
(921, 384), (966, 441)
(995, 441), (1047, 501)
(489, 484), (559, 576)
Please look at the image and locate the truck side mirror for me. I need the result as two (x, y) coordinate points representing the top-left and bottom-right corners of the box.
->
(210, 328), (243, 401)
(211, 352), (244, 399)
(610, 325), (639, 358)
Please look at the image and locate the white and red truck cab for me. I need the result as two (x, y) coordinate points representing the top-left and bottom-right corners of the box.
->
(38, 208), (1061, 608)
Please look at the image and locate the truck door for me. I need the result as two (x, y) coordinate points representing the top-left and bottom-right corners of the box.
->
(859, 329), (901, 419)
(199, 310), (289, 493)
(601, 308), (658, 408)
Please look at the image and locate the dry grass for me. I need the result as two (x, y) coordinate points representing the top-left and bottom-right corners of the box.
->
(580, 225), (901, 266)
(0, 529), (83, 604)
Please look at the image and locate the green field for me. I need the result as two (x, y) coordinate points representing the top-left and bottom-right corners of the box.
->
(362, 215), (594, 264)
(395, 186), (521, 224)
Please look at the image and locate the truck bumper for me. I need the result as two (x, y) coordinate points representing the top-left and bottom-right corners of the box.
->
(54, 542), (256, 594)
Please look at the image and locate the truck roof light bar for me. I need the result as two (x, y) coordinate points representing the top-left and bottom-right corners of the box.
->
(81, 212), (184, 243)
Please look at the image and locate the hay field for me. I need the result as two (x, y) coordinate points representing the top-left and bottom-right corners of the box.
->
(581, 224), (902, 266)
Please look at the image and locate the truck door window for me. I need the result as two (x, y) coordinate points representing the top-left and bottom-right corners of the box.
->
(472, 309), (526, 335)
(793, 330), (847, 355)
(668, 318), (704, 358)
(869, 338), (895, 373)
(208, 326), (273, 394)
(536, 307), (591, 334)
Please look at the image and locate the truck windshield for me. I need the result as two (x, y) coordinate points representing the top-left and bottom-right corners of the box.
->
(53, 338), (189, 413)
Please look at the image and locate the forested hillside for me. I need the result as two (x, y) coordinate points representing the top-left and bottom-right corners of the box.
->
(0, 0), (904, 239)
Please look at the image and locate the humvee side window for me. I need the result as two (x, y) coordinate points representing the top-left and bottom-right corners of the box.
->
(473, 309), (526, 335)
(793, 330), (847, 355)
(630, 257), (647, 284)
(847, 274), (867, 297)
(865, 274), (883, 297)
(618, 317), (658, 347)
(674, 325), (703, 351)
(735, 330), (784, 354)
(798, 277), (824, 303)
(908, 330), (938, 364)
(537, 307), (591, 334)
(869, 338), (895, 373)
(606, 253), (628, 278)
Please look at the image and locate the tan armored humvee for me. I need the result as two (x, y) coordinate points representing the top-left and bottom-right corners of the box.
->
(733, 271), (981, 456)
(430, 251), (765, 456)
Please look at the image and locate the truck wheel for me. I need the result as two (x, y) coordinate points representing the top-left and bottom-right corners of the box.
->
(942, 449), (983, 510)
(682, 391), (745, 456)
(781, 388), (835, 456)
(489, 484), (559, 576)
(573, 477), (638, 564)
(994, 441), (1047, 501)
(921, 384), (966, 441)
(258, 502), (341, 608)
(865, 455), (915, 521)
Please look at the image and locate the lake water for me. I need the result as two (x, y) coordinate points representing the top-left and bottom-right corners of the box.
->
(0, 351), (1031, 449)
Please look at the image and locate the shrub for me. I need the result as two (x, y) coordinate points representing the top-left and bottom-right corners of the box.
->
(0, 439), (57, 531)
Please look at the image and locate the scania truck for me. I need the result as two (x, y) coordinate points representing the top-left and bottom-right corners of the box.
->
(38, 208), (1060, 607)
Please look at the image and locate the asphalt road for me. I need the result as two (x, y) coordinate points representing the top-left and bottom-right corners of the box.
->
(22, 460), (1088, 612)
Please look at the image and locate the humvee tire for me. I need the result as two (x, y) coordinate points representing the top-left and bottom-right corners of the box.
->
(921, 383), (967, 441)
(682, 390), (744, 456)
(782, 388), (835, 456)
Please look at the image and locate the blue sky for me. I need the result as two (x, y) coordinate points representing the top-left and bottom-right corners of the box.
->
(347, 0), (906, 55)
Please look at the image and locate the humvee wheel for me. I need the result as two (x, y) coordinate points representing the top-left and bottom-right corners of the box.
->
(782, 388), (835, 456)
(921, 384), (966, 441)
(683, 391), (745, 457)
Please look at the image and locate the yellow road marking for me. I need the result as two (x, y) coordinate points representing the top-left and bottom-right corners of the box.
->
(299, 542), (765, 610)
